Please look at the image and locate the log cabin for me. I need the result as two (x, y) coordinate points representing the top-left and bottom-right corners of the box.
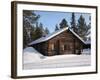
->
(28, 27), (89, 56)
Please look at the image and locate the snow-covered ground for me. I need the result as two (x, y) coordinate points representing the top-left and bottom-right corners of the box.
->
(23, 47), (91, 70)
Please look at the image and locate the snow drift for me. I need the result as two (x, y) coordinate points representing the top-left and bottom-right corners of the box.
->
(23, 47), (45, 64)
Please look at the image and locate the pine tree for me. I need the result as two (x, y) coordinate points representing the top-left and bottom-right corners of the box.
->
(35, 23), (42, 40)
(39, 23), (44, 36)
(45, 27), (50, 35)
(59, 18), (69, 29)
(77, 15), (89, 40)
(23, 10), (40, 24)
(30, 26), (36, 41)
(70, 13), (77, 33)
(86, 16), (91, 41)
(55, 24), (59, 31)
(23, 10), (40, 48)
(23, 26), (28, 48)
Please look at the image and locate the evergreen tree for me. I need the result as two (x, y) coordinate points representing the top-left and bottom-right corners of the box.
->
(59, 18), (69, 29)
(23, 10), (40, 48)
(55, 24), (59, 31)
(86, 16), (91, 41)
(45, 27), (50, 35)
(70, 13), (77, 33)
(34, 22), (43, 39)
(23, 26), (28, 48)
(23, 10), (40, 24)
(77, 15), (89, 40)
(30, 26), (36, 41)
(39, 23), (44, 36)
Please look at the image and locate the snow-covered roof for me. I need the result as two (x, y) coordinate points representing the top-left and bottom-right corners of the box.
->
(69, 29), (85, 43)
(28, 27), (85, 45)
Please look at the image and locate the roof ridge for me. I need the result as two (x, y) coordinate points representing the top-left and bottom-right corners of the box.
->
(28, 27), (85, 45)
(28, 27), (68, 45)
(69, 29), (85, 44)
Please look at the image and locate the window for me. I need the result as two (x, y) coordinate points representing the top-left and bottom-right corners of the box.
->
(62, 44), (70, 50)
(62, 45), (64, 51)
(62, 45), (67, 50)
(51, 44), (54, 50)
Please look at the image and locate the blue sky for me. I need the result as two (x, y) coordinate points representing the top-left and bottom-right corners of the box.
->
(34, 11), (91, 33)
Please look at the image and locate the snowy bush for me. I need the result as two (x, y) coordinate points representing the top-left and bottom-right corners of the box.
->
(82, 49), (91, 55)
